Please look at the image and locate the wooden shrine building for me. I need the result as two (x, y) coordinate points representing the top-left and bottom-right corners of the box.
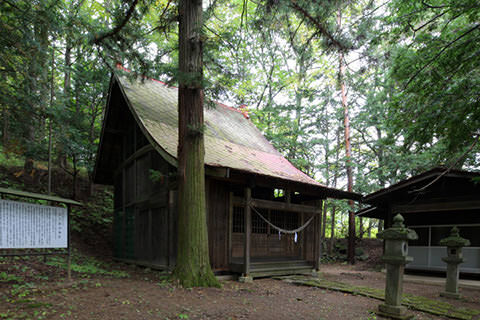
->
(357, 168), (480, 274)
(94, 74), (361, 278)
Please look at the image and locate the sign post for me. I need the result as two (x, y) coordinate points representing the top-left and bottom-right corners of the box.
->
(0, 188), (81, 282)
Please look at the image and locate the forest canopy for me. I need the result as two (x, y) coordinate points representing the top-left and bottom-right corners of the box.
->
(0, 0), (479, 235)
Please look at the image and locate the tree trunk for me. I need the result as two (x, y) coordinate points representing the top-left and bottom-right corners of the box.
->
(2, 104), (9, 154)
(48, 45), (55, 195)
(329, 129), (341, 255)
(25, 16), (49, 171)
(56, 39), (72, 168)
(172, 0), (219, 288)
(378, 219), (384, 233)
(338, 8), (355, 265)
(329, 205), (336, 255)
(321, 104), (330, 242)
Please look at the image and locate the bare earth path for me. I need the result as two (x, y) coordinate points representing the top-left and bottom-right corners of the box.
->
(1, 261), (479, 319)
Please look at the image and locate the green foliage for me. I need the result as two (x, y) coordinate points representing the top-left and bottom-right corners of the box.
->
(383, 0), (480, 163)
(46, 254), (129, 278)
(1, 0), (479, 272)
(0, 272), (24, 284)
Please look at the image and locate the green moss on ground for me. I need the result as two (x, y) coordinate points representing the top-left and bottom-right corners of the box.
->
(278, 276), (480, 320)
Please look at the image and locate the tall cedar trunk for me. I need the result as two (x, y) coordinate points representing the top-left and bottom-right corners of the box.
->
(357, 142), (363, 238)
(25, 16), (48, 172)
(56, 38), (72, 168)
(328, 128), (340, 255)
(172, 0), (219, 288)
(376, 127), (385, 233)
(48, 45), (55, 195)
(321, 106), (330, 248)
(2, 105), (8, 154)
(338, 9), (356, 265)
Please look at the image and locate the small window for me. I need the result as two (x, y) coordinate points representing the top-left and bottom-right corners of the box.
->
(274, 189), (284, 198)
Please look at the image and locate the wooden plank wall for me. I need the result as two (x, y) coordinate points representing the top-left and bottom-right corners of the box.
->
(207, 179), (229, 270)
(111, 101), (174, 267)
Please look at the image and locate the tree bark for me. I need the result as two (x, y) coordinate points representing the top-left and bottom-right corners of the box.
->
(24, 13), (49, 171)
(48, 45), (55, 195)
(172, 0), (219, 288)
(338, 9), (355, 265)
(328, 128), (340, 255)
(55, 36), (72, 169)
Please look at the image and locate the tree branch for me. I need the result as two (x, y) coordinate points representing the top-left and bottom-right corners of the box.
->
(289, 1), (350, 51)
(92, 0), (140, 45)
(410, 134), (479, 194)
(404, 24), (480, 89)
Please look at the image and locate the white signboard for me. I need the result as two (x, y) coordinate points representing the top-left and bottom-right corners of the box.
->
(0, 199), (68, 249)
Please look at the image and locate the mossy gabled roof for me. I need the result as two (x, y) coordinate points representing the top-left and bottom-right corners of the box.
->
(95, 74), (361, 200)
(117, 75), (321, 186)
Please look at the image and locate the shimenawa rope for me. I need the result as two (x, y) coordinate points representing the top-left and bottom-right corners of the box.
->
(249, 204), (316, 234)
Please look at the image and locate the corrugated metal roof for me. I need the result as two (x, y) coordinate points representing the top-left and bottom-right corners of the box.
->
(117, 75), (324, 187)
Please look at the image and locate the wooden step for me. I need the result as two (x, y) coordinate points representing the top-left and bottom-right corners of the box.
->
(250, 267), (313, 278)
(250, 259), (307, 266)
(250, 261), (312, 270)
(251, 264), (313, 272)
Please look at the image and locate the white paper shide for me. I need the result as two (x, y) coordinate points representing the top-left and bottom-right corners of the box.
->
(0, 200), (67, 249)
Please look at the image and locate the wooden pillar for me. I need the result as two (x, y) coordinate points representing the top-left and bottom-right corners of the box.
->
(301, 212), (305, 260)
(314, 200), (322, 270)
(244, 187), (251, 275)
(228, 192), (233, 265)
(318, 199), (324, 262)
(168, 190), (176, 269)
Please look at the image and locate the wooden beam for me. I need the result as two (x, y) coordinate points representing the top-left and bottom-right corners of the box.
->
(234, 196), (321, 214)
(244, 187), (251, 276)
(393, 200), (480, 213)
(227, 169), (360, 200)
(205, 166), (229, 178)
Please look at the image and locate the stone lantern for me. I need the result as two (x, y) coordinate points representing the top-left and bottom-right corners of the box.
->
(439, 226), (470, 299)
(376, 214), (418, 320)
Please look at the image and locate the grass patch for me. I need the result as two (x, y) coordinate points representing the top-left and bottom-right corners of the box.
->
(46, 254), (129, 278)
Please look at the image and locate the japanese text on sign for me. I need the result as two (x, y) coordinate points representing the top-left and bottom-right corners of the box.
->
(0, 200), (67, 249)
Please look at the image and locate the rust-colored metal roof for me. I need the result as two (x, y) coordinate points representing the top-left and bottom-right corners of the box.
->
(117, 75), (324, 187)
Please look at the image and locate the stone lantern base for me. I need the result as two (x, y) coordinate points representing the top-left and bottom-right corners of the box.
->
(440, 291), (461, 299)
(377, 304), (413, 320)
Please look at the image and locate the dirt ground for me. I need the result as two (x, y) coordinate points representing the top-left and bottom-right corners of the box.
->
(2, 259), (480, 320)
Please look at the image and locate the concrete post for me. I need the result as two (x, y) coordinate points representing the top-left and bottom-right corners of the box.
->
(376, 214), (418, 320)
(439, 227), (470, 299)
